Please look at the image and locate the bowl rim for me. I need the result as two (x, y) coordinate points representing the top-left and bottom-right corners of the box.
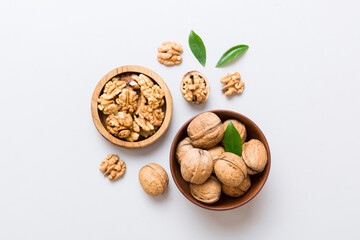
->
(91, 65), (173, 149)
(169, 110), (271, 211)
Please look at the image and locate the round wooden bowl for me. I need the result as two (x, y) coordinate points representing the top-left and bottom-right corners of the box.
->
(180, 71), (210, 104)
(91, 65), (173, 149)
(170, 110), (271, 211)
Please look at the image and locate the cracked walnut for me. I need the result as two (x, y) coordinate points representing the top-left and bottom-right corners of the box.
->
(100, 154), (126, 181)
(157, 41), (183, 66)
(181, 71), (209, 104)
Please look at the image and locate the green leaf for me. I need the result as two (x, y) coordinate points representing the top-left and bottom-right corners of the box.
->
(188, 30), (206, 66)
(216, 45), (249, 67)
(223, 121), (242, 157)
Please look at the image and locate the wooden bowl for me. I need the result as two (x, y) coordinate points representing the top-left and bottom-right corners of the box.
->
(170, 110), (271, 211)
(91, 65), (173, 149)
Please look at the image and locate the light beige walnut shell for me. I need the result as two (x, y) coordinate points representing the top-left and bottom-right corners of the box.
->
(190, 176), (221, 204)
(187, 112), (225, 149)
(139, 163), (169, 196)
(207, 145), (225, 173)
(214, 152), (247, 187)
(242, 139), (268, 175)
(176, 137), (193, 164)
(180, 148), (213, 184)
(222, 119), (247, 143)
(222, 175), (251, 197)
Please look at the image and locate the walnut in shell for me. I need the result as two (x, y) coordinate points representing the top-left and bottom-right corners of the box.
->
(176, 137), (193, 164)
(214, 152), (247, 187)
(187, 112), (225, 149)
(242, 139), (268, 175)
(181, 71), (209, 104)
(223, 119), (247, 143)
(207, 145), (225, 173)
(180, 148), (213, 184)
(190, 176), (221, 204)
(139, 163), (169, 196)
(222, 175), (251, 197)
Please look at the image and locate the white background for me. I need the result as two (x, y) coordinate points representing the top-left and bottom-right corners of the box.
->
(1, 0), (359, 239)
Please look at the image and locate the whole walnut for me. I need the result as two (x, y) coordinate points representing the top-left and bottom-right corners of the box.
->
(190, 176), (221, 204)
(187, 112), (225, 149)
(207, 145), (225, 173)
(139, 163), (169, 196)
(222, 119), (247, 143)
(176, 137), (193, 164)
(180, 148), (213, 184)
(221, 175), (251, 197)
(242, 139), (268, 175)
(214, 152), (247, 187)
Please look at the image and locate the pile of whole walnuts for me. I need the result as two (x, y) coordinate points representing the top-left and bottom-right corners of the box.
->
(97, 73), (166, 142)
(176, 112), (268, 204)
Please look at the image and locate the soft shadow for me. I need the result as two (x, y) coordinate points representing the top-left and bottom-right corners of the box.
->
(188, 191), (268, 231)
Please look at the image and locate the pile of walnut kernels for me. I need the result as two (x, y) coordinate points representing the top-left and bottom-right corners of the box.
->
(97, 73), (165, 142)
(176, 112), (268, 204)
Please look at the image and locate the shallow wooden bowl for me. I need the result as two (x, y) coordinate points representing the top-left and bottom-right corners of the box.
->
(91, 65), (173, 149)
(170, 110), (271, 211)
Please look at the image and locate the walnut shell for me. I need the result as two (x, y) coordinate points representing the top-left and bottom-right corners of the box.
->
(187, 112), (225, 149)
(221, 175), (251, 197)
(222, 119), (247, 143)
(190, 176), (221, 204)
(214, 152), (247, 187)
(180, 148), (213, 184)
(176, 137), (193, 164)
(242, 139), (268, 175)
(139, 163), (169, 196)
(207, 145), (225, 173)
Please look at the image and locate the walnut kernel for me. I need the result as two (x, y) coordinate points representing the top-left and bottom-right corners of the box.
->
(181, 71), (209, 104)
(157, 41), (183, 66)
(220, 72), (245, 97)
(99, 154), (126, 181)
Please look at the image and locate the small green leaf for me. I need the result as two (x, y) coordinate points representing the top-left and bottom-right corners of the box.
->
(216, 45), (249, 67)
(223, 121), (242, 157)
(188, 30), (206, 66)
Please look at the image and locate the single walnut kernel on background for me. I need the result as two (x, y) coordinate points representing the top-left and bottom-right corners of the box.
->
(157, 41), (183, 66)
(99, 154), (126, 181)
(97, 73), (166, 142)
(220, 72), (245, 97)
(181, 71), (209, 104)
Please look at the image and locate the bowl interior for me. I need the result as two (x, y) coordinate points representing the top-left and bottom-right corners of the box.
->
(91, 65), (172, 149)
(170, 110), (271, 211)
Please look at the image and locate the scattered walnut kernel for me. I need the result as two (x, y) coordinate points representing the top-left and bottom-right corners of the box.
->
(157, 41), (183, 66)
(220, 72), (245, 97)
(97, 73), (166, 141)
(100, 154), (126, 181)
(181, 71), (209, 104)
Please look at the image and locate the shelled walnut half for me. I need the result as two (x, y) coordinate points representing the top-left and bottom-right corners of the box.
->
(99, 154), (126, 181)
(157, 41), (183, 66)
(181, 71), (209, 104)
(220, 72), (245, 97)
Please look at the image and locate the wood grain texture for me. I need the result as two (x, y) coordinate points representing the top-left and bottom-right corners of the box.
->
(180, 70), (210, 104)
(91, 65), (173, 149)
(170, 110), (271, 211)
